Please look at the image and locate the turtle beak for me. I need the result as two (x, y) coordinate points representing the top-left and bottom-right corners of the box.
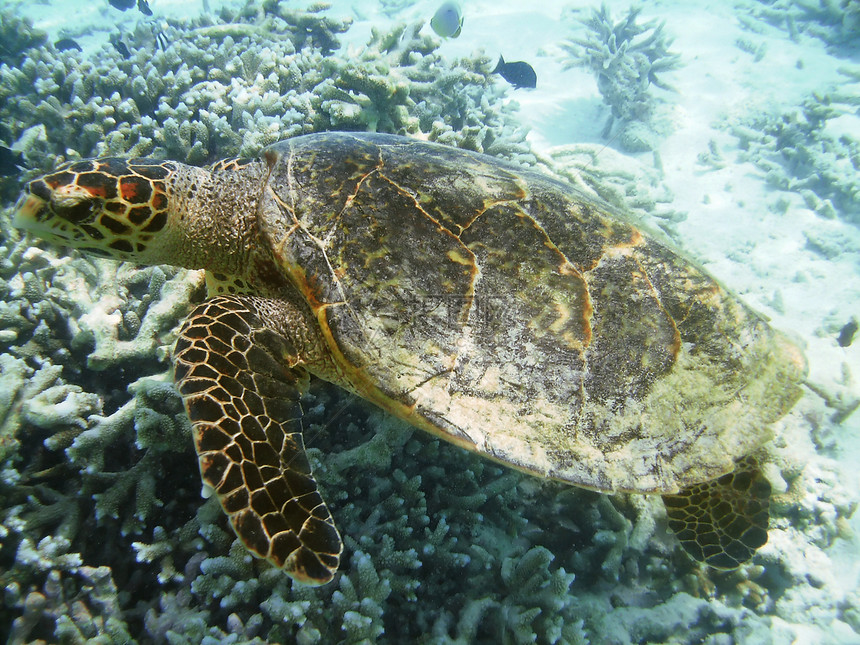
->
(12, 193), (49, 231)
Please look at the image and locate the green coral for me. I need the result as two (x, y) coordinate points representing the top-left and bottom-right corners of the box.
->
(1, 245), (858, 642)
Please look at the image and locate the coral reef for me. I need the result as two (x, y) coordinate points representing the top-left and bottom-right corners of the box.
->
(0, 1), (529, 179)
(0, 216), (205, 642)
(4, 358), (856, 642)
(0, 9), (46, 69)
(724, 71), (860, 226)
(379, 0), (415, 19)
(560, 3), (681, 151)
(741, 0), (860, 48)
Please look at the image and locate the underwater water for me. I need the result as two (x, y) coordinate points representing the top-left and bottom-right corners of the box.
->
(0, 0), (859, 643)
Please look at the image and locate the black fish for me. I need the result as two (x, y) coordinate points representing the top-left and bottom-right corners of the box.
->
(838, 319), (858, 347)
(113, 39), (131, 58)
(0, 146), (26, 176)
(138, 0), (152, 16)
(54, 38), (82, 52)
(492, 55), (537, 89)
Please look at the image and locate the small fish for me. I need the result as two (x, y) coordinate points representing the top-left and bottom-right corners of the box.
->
(838, 318), (858, 347)
(0, 146), (27, 176)
(112, 38), (131, 58)
(430, 1), (463, 39)
(138, 0), (153, 16)
(54, 38), (82, 52)
(154, 27), (168, 51)
(492, 55), (537, 89)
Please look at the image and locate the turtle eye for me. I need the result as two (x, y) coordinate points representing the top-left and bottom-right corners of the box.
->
(54, 194), (99, 225)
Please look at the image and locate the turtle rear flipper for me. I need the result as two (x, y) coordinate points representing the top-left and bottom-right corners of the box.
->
(662, 456), (770, 569)
(173, 295), (342, 585)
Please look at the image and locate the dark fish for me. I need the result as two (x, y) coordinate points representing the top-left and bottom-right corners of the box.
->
(492, 55), (537, 89)
(54, 38), (82, 52)
(0, 146), (26, 176)
(138, 0), (152, 16)
(838, 319), (858, 347)
(113, 39), (131, 58)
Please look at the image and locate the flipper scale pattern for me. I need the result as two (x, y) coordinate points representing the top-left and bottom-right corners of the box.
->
(173, 295), (342, 585)
(662, 455), (770, 569)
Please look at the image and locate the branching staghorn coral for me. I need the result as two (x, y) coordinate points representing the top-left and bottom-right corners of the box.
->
(0, 9), (46, 68)
(741, 0), (860, 47)
(726, 78), (860, 225)
(0, 1), (529, 177)
(561, 3), (681, 151)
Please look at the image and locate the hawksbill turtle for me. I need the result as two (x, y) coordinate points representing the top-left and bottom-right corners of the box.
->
(13, 132), (806, 585)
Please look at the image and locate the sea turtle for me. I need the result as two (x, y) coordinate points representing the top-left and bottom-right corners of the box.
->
(13, 132), (805, 585)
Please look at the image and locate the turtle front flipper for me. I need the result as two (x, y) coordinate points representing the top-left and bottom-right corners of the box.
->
(661, 456), (770, 569)
(173, 295), (342, 585)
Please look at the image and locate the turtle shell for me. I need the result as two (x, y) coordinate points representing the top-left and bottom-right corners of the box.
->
(257, 132), (805, 494)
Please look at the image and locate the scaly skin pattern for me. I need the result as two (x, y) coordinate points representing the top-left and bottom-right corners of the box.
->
(13, 132), (807, 578)
(172, 295), (342, 584)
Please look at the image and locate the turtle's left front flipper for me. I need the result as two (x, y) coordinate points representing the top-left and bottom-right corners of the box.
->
(662, 455), (770, 569)
(173, 295), (342, 585)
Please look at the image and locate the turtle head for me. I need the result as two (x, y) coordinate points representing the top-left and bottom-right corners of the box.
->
(14, 158), (181, 263)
